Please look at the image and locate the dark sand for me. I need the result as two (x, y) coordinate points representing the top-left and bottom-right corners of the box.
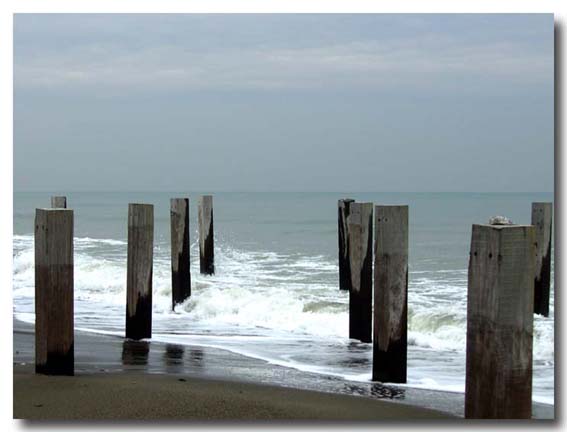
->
(13, 319), (552, 420)
(14, 364), (451, 420)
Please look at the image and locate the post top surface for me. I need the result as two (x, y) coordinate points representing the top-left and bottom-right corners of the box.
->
(128, 203), (153, 207)
(374, 204), (409, 208)
(532, 202), (553, 207)
(473, 223), (533, 230)
(36, 208), (73, 212)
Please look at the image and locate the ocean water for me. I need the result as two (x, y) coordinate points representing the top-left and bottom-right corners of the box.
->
(12, 192), (554, 404)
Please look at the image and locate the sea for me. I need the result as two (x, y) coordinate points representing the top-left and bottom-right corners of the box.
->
(12, 191), (555, 405)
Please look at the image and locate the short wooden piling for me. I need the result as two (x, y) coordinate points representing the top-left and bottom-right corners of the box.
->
(338, 199), (355, 291)
(51, 196), (67, 208)
(34, 208), (74, 375)
(532, 202), (553, 317)
(126, 204), (154, 340)
(347, 202), (373, 343)
(373, 205), (408, 383)
(198, 195), (214, 275)
(465, 224), (535, 419)
(171, 198), (191, 309)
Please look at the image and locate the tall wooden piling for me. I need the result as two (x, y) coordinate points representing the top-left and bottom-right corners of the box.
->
(373, 205), (408, 383)
(198, 195), (214, 275)
(171, 198), (191, 309)
(34, 208), (74, 375)
(465, 224), (535, 419)
(338, 199), (355, 291)
(126, 204), (154, 340)
(532, 202), (553, 317)
(347, 202), (373, 343)
(51, 196), (67, 208)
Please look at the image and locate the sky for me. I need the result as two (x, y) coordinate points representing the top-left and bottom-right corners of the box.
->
(13, 14), (554, 192)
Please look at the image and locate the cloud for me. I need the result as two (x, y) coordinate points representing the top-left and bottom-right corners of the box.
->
(13, 14), (552, 93)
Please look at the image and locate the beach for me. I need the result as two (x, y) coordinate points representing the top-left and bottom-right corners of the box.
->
(13, 319), (554, 420)
(14, 319), (452, 420)
(15, 367), (452, 420)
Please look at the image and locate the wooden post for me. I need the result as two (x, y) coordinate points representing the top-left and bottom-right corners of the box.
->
(51, 196), (67, 208)
(532, 202), (553, 317)
(338, 198), (355, 291)
(34, 209), (74, 375)
(198, 195), (214, 275)
(347, 202), (373, 343)
(465, 224), (535, 419)
(373, 205), (408, 383)
(171, 198), (191, 309)
(126, 204), (154, 340)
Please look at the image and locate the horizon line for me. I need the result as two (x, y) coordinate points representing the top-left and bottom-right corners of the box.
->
(13, 190), (554, 194)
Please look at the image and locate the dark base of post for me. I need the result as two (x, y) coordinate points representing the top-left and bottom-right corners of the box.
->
(172, 269), (191, 308)
(35, 346), (74, 376)
(534, 243), (551, 317)
(372, 334), (407, 383)
(349, 290), (372, 343)
(126, 293), (153, 340)
(200, 224), (215, 275)
(338, 199), (355, 291)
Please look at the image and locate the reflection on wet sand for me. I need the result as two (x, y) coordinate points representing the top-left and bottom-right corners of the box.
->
(122, 340), (150, 366)
(164, 344), (184, 365)
(162, 344), (205, 372)
(189, 348), (204, 367)
(332, 341), (371, 368)
(342, 382), (406, 400)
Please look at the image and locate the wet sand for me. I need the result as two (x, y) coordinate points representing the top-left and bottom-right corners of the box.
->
(13, 319), (552, 420)
(14, 363), (452, 420)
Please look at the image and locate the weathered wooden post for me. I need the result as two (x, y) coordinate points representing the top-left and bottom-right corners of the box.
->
(51, 196), (67, 208)
(198, 195), (214, 275)
(373, 205), (408, 383)
(338, 198), (355, 291)
(34, 208), (74, 375)
(347, 202), (373, 343)
(532, 202), (553, 317)
(171, 198), (191, 309)
(126, 204), (154, 340)
(465, 223), (535, 419)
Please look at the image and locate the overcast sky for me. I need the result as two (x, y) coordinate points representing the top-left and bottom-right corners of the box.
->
(14, 14), (554, 192)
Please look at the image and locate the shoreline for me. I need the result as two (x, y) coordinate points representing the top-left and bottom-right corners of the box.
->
(13, 319), (453, 420)
(13, 319), (553, 420)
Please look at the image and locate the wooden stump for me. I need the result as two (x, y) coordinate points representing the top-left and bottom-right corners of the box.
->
(347, 202), (373, 343)
(34, 209), (74, 375)
(126, 204), (154, 340)
(373, 205), (408, 383)
(171, 198), (191, 310)
(532, 202), (553, 317)
(338, 199), (355, 291)
(198, 195), (214, 275)
(50, 196), (67, 208)
(465, 224), (535, 419)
